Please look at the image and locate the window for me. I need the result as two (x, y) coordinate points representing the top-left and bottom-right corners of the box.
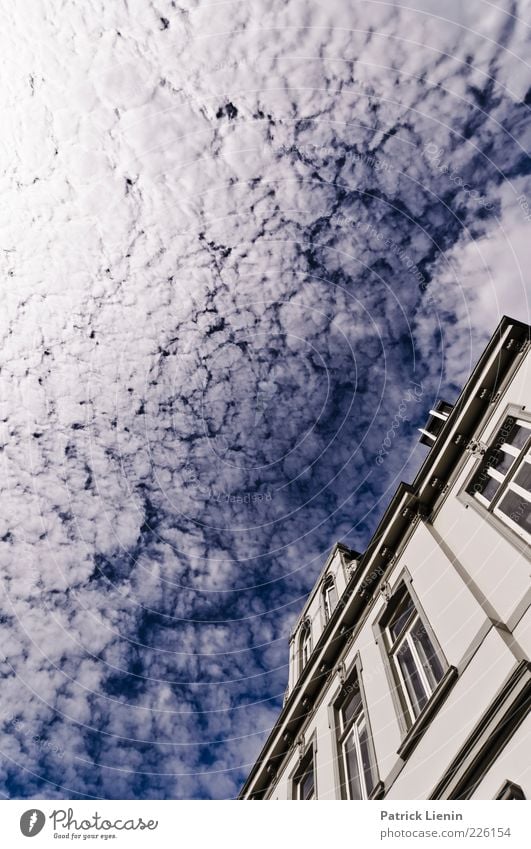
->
(496, 781), (526, 800)
(322, 575), (338, 623)
(299, 621), (312, 675)
(467, 414), (531, 545)
(293, 749), (316, 800)
(335, 676), (378, 799)
(381, 583), (446, 728)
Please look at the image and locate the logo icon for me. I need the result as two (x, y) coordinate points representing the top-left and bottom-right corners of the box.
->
(20, 810), (46, 837)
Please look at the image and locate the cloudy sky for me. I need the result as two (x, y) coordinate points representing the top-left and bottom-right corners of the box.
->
(1, 0), (530, 799)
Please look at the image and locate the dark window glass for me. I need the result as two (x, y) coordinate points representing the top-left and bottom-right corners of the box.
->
(498, 490), (531, 534)
(388, 592), (415, 642)
(359, 723), (375, 797)
(473, 472), (501, 502)
(299, 765), (315, 800)
(397, 641), (429, 718)
(506, 422), (530, 450)
(490, 449), (516, 475)
(384, 585), (447, 729)
(411, 619), (444, 690)
(340, 687), (362, 728)
(513, 462), (531, 494)
(323, 579), (338, 621)
(344, 734), (362, 800)
(467, 417), (531, 500)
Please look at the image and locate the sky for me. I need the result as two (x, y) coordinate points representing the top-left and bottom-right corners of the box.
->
(1, 0), (530, 800)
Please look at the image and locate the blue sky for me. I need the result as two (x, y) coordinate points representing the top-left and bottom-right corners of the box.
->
(1, 0), (530, 799)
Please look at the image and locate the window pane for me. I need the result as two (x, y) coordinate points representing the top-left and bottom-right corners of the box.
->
(341, 685), (362, 728)
(301, 628), (311, 669)
(411, 619), (444, 690)
(299, 765), (314, 799)
(467, 417), (531, 498)
(327, 582), (338, 611)
(388, 592), (415, 642)
(513, 461), (531, 495)
(472, 472), (501, 502)
(506, 422), (531, 450)
(359, 722), (375, 798)
(490, 448), (516, 475)
(396, 641), (428, 719)
(344, 734), (363, 799)
(498, 490), (531, 536)
(323, 581), (338, 622)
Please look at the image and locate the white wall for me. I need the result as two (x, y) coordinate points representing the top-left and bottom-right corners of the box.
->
(270, 516), (528, 800)
(433, 355), (531, 625)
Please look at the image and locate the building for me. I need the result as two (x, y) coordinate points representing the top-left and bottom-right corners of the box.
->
(239, 315), (531, 801)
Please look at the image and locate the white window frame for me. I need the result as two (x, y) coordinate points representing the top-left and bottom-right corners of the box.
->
(380, 582), (447, 730)
(292, 745), (316, 800)
(322, 576), (338, 623)
(387, 613), (436, 725)
(299, 621), (312, 675)
(337, 688), (376, 799)
(468, 415), (531, 546)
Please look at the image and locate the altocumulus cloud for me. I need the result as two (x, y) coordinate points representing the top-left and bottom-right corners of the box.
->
(0, 0), (530, 799)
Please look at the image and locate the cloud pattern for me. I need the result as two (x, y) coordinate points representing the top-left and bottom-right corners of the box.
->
(1, 0), (531, 798)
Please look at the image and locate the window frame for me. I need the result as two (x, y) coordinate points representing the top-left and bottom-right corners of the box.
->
(322, 575), (339, 624)
(495, 780), (526, 800)
(375, 571), (448, 737)
(462, 407), (531, 549)
(329, 654), (381, 800)
(327, 652), (384, 801)
(299, 620), (312, 676)
(291, 737), (317, 800)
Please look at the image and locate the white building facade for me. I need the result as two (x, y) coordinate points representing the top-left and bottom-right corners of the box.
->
(240, 316), (531, 801)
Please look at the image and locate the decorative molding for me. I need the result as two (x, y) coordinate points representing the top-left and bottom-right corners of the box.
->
(335, 661), (346, 684)
(266, 762), (276, 779)
(346, 559), (358, 578)
(379, 581), (392, 602)
(416, 502), (430, 519)
(466, 438), (489, 457)
(504, 337), (529, 354)
(296, 734), (305, 761)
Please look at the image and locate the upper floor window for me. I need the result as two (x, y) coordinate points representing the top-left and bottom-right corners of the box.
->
(467, 414), (531, 545)
(335, 675), (378, 799)
(293, 748), (316, 800)
(322, 575), (338, 623)
(381, 582), (446, 728)
(299, 621), (312, 675)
